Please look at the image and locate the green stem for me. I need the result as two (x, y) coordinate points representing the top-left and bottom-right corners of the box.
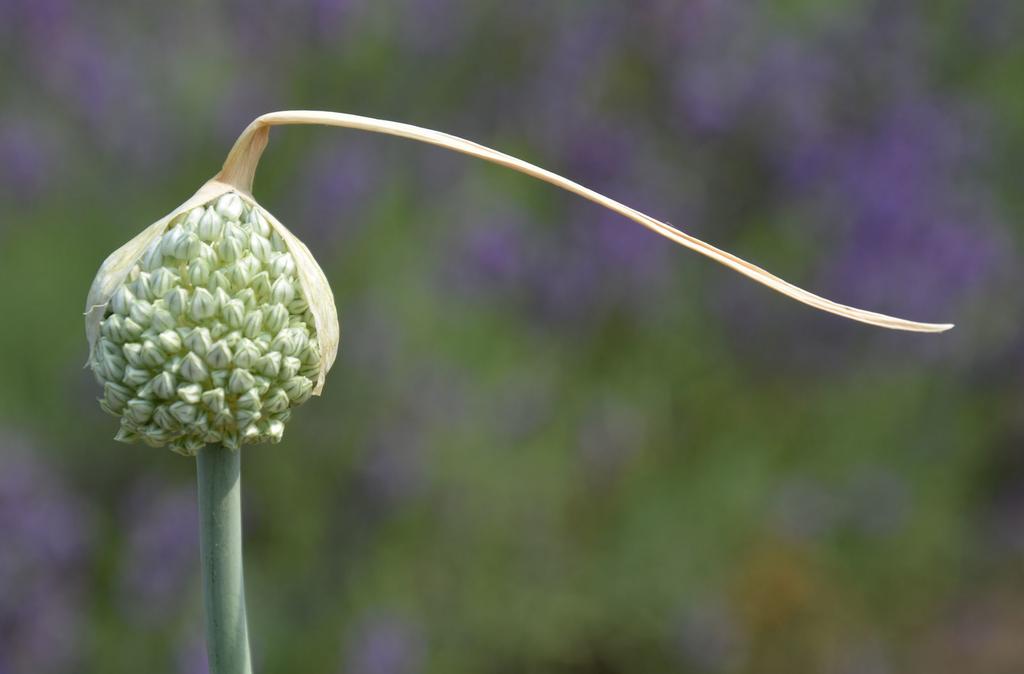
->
(197, 445), (253, 674)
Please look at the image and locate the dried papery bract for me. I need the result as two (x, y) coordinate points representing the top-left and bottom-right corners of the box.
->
(85, 110), (953, 453)
(217, 111), (954, 334)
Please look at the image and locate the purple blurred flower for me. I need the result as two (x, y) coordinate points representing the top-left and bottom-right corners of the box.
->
(526, 6), (624, 149)
(446, 195), (673, 328)
(829, 640), (893, 674)
(445, 207), (532, 300)
(343, 613), (424, 674)
(771, 469), (910, 542)
(175, 632), (210, 674)
(215, 77), (287, 144)
(397, 0), (473, 57)
(845, 468), (910, 538)
(0, 0), (73, 45)
(673, 596), (747, 673)
(818, 102), (1004, 319)
(34, 30), (176, 170)
(118, 480), (199, 623)
(771, 478), (841, 541)
(669, 1), (763, 133)
(289, 136), (380, 248)
(357, 426), (426, 510)
(576, 397), (647, 487)
(0, 432), (92, 674)
(0, 117), (55, 203)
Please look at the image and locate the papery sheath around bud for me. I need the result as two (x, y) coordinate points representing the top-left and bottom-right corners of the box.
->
(85, 179), (339, 454)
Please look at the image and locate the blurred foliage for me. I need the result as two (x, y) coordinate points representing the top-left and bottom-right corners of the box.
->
(2, 0), (1024, 672)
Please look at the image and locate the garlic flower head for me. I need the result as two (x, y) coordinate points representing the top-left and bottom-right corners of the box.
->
(85, 181), (339, 455)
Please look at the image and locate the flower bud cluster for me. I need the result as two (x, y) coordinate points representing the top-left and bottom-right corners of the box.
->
(90, 193), (321, 454)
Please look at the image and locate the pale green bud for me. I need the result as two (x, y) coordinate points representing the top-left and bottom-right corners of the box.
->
(159, 228), (185, 257)
(115, 427), (140, 443)
(282, 376), (312, 404)
(250, 271), (272, 300)
(249, 233), (273, 263)
(130, 273), (152, 302)
(264, 303), (289, 334)
(125, 399), (155, 425)
(269, 253), (295, 279)
(153, 405), (177, 430)
(158, 330), (182, 354)
(216, 193), (245, 220)
(242, 310), (263, 339)
(201, 388), (226, 413)
(211, 369), (229, 389)
(124, 339), (144, 362)
(197, 241), (218, 266)
(135, 380), (156, 400)
(236, 389), (262, 412)
(221, 430), (241, 451)
(229, 368), (256, 394)
(266, 419), (285, 443)
(190, 287), (218, 321)
(180, 352), (208, 383)
(152, 371), (177, 399)
(234, 339), (260, 369)
(141, 242), (164, 272)
(222, 299), (245, 329)
(270, 276), (295, 305)
(253, 375), (271, 396)
(214, 287), (232, 310)
(97, 350), (126, 382)
(241, 424), (261, 442)
(169, 401), (199, 425)
(165, 288), (189, 316)
(110, 285), (135, 315)
(124, 318), (145, 340)
(104, 381), (132, 412)
(256, 352), (281, 378)
(182, 206), (204, 230)
(188, 259), (211, 287)
(184, 327), (213, 356)
(177, 383), (203, 404)
(209, 270), (232, 293)
(198, 208), (224, 241)
(213, 407), (235, 430)
(128, 299), (154, 327)
(102, 314), (127, 343)
(251, 210), (272, 237)
(150, 268), (178, 297)
(183, 436), (206, 455)
(152, 307), (177, 333)
(206, 340), (233, 369)
(264, 388), (290, 413)
(143, 426), (171, 446)
(143, 425), (173, 446)
(224, 221), (246, 244)
(139, 340), (166, 368)
(280, 356), (301, 380)
(163, 355), (183, 375)
(235, 287), (257, 311)
(167, 230), (200, 260)
(219, 236), (243, 263)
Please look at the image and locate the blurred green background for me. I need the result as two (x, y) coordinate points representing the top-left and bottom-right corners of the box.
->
(2, 1), (1023, 672)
